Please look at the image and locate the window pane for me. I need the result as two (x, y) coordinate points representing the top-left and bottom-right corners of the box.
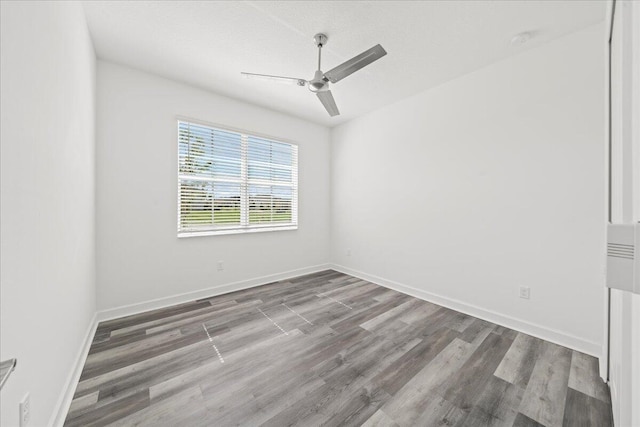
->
(179, 123), (241, 178)
(247, 136), (293, 182)
(249, 185), (292, 224)
(180, 180), (241, 229)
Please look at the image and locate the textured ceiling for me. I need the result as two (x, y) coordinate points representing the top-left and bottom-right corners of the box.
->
(82, 1), (605, 127)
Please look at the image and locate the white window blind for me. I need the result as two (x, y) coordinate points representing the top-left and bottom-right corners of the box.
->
(178, 120), (298, 236)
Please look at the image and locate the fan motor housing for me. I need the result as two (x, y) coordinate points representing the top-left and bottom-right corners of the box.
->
(308, 70), (329, 92)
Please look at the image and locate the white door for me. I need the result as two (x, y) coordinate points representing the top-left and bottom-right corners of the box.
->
(607, 1), (640, 426)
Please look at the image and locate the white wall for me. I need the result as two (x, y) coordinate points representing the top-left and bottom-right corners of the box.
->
(0, 2), (96, 426)
(96, 62), (331, 313)
(331, 24), (606, 356)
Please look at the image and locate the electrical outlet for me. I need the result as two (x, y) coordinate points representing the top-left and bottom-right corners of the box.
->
(519, 286), (530, 300)
(217, 261), (224, 271)
(346, 248), (351, 257)
(20, 393), (30, 427)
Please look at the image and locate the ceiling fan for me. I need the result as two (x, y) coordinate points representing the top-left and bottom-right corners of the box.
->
(241, 33), (387, 117)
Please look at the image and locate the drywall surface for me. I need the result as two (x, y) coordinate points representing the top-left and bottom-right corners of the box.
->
(330, 24), (606, 354)
(96, 62), (331, 311)
(0, 2), (97, 426)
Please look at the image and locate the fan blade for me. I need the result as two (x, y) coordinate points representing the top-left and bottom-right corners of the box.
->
(241, 72), (307, 86)
(324, 44), (387, 84)
(317, 90), (340, 117)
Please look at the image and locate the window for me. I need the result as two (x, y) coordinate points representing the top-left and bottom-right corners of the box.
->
(178, 120), (298, 237)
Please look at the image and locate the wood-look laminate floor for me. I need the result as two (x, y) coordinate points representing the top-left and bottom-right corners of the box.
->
(65, 270), (612, 427)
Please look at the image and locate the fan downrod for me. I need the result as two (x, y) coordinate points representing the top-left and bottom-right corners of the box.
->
(309, 33), (330, 93)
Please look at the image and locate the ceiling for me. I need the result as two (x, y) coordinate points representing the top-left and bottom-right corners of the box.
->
(82, 1), (605, 127)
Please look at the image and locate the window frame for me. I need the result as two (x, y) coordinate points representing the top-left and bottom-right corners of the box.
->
(176, 118), (298, 238)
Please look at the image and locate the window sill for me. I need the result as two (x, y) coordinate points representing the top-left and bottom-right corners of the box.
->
(178, 225), (298, 238)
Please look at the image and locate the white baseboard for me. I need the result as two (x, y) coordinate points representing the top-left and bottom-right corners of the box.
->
(330, 264), (602, 357)
(49, 312), (99, 427)
(97, 264), (332, 322)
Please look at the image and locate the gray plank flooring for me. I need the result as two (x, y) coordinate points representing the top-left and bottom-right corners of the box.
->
(64, 270), (612, 426)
